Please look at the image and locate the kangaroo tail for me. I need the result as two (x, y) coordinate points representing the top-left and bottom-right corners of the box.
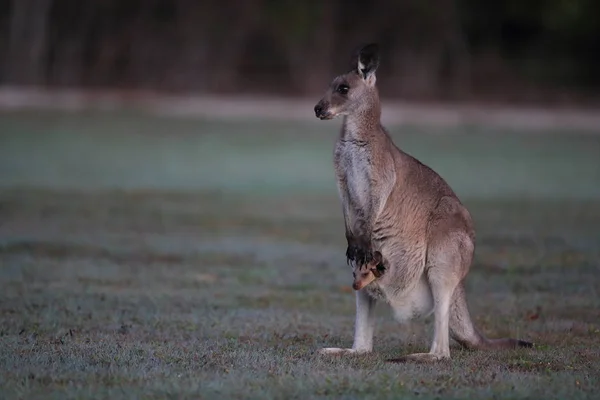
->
(449, 283), (534, 350)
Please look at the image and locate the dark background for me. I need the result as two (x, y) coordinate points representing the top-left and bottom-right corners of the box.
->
(2, 0), (600, 105)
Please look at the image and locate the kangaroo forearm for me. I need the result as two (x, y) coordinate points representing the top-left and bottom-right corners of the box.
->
(345, 209), (375, 266)
(352, 217), (372, 245)
(345, 204), (373, 243)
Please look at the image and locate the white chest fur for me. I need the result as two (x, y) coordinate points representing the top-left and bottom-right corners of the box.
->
(334, 140), (372, 214)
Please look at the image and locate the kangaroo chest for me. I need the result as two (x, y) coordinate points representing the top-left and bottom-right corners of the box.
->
(334, 140), (373, 213)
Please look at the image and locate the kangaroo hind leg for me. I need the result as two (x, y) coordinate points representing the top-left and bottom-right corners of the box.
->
(388, 233), (466, 363)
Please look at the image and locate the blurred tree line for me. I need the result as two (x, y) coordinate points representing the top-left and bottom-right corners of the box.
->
(1, 0), (599, 104)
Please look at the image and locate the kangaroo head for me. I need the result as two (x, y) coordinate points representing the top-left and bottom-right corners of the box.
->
(352, 251), (385, 291)
(314, 43), (380, 120)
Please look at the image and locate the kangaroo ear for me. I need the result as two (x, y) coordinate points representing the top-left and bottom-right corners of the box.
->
(352, 43), (379, 84)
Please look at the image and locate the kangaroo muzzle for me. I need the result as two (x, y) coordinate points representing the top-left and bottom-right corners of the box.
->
(352, 270), (376, 291)
(314, 101), (332, 120)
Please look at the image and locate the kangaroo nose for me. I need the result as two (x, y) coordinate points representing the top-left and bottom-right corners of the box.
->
(314, 104), (323, 117)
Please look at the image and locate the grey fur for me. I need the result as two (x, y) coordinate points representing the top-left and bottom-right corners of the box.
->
(313, 43), (533, 362)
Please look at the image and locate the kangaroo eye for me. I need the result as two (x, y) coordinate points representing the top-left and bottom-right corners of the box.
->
(337, 85), (349, 95)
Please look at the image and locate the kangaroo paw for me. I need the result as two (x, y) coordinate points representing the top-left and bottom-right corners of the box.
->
(354, 241), (374, 266)
(346, 245), (358, 265)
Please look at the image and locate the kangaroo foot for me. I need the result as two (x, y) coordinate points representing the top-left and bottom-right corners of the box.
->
(318, 347), (370, 355)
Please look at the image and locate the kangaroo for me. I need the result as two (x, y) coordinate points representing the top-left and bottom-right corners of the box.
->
(352, 251), (385, 291)
(313, 43), (533, 362)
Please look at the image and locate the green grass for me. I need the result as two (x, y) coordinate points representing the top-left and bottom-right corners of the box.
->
(0, 111), (599, 399)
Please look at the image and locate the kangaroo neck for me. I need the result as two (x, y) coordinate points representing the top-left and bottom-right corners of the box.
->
(341, 104), (382, 142)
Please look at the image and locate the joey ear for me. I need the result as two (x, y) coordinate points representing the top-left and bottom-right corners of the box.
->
(352, 43), (380, 83)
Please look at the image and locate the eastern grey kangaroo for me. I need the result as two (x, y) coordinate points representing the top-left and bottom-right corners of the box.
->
(313, 43), (533, 362)
(352, 251), (385, 291)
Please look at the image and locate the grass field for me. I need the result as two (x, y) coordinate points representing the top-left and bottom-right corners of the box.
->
(1, 111), (600, 399)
